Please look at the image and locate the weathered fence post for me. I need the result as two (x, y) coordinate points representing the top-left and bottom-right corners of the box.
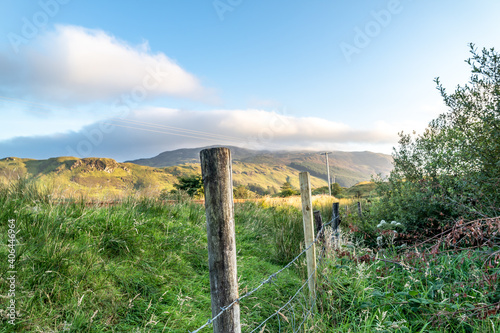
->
(332, 202), (340, 231)
(314, 210), (326, 259)
(200, 148), (241, 333)
(299, 172), (316, 301)
(357, 201), (363, 218)
(332, 202), (340, 247)
(313, 210), (323, 236)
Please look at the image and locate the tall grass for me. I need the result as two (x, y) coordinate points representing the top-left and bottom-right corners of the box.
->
(0, 181), (308, 332)
(1, 181), (499, 332)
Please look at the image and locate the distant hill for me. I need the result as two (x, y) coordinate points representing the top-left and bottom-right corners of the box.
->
(127, 146), (264, 167)
(0, 147), (393, 199)
(0, 156), (329, 199)
(126, 146), (393, 187)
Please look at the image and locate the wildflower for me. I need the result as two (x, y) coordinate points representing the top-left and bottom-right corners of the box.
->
(377, 220), (387, 228)
(376, 236), (383, 246)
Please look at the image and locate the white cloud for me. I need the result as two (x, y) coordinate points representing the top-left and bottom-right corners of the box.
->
(0, 25), (214, 103)
(0, 107), (400, 160)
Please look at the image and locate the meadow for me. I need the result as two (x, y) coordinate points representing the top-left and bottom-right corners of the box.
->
(1, 180), (499, 332)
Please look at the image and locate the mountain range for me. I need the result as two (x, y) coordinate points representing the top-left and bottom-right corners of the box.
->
(0, 146), (393, 199)
(127, 145), (393, 187)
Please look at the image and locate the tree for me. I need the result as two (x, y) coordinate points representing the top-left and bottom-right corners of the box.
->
(247, 183), (268, 196)
(233, 185), (257, 199)
(331, 183), (343, 197)
(279, 181), (298, 197)
(174, 174), (203, 197)
(312, 186), (329, 195)
(373, 44), (500, 234)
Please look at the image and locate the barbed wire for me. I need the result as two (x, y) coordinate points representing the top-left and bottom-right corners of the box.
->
(247, 242), (330, 332)
(188, 214), (339, 333)
(291, 244), (330, 333)
(259, 235), (332, 333)
(248, 270), (315, 333)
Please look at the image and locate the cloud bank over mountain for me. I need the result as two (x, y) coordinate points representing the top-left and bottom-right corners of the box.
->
(0, 108), (397, 161)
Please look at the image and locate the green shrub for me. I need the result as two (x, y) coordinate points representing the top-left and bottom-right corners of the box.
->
(369, 44), (500, 236)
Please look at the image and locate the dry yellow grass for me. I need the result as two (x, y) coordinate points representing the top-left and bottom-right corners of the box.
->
(255, 195), (356, 209)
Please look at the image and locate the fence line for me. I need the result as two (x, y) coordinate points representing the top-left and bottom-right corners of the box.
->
(250, 231), (333, 333)
(192, 153), (340, 333)
(189, 214), (338, 333)
(248, 270), (316, 333)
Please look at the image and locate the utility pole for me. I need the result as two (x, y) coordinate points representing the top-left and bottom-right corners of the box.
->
(320, 152), (332, 196)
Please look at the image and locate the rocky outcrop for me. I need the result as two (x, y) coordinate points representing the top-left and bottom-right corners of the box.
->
(70, 158), (129, 173)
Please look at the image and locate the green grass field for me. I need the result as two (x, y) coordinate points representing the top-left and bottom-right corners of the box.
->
(1, 180), (499, 332)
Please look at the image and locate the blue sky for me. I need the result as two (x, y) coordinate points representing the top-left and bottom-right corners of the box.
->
(0, 0), (499, 161)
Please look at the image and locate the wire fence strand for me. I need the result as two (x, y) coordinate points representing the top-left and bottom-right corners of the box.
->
(189, 214), (339, 333)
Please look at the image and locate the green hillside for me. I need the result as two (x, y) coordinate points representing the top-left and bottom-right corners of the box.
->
(0, 156), (328, 199)
(127, 146), (393, 187)
(0, 146), (393, 199)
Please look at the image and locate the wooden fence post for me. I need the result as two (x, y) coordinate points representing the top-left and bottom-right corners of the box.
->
(200, 148), (241, 333)
(357, 201), (363, 218)
(332, 202), (340, 246)
(314, 210), (323, 243)
(299, 172), (316, 301)
(332, 202), (340, 231)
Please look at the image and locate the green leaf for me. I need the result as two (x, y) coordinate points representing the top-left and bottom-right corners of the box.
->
(463, 302), (475, 309)
(360, 302), (373, 308)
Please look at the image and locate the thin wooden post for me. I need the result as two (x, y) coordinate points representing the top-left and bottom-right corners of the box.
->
(357, 201), (363, 218)
(313, 210), (323, 241)
(332, 202), (340, 231)
(332, 202), (340, 247)
(200, 148), (241, 333)
(299, 172), (316, 301)
(314, 210), (326, 258)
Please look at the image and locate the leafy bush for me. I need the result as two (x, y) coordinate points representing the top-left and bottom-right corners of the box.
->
(173, 174), (203, 197)
(233, 185), (258, 199)
(278, 181), (299, 197)
(370, 44), (500, 236)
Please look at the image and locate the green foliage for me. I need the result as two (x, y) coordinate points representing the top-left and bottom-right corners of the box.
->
(311, 183), (343, 196)
(246, 183), (268, 195)
(342, 181), (377, 199)
(174, 174), (203, 197)
(312, 185), (329, 195)
(233, 185), (257, 199)
(278, 181), (299, 197)
(371, 44), (500, 235)
(316, 238), (500, 332)
(331, 182), (343, 196)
